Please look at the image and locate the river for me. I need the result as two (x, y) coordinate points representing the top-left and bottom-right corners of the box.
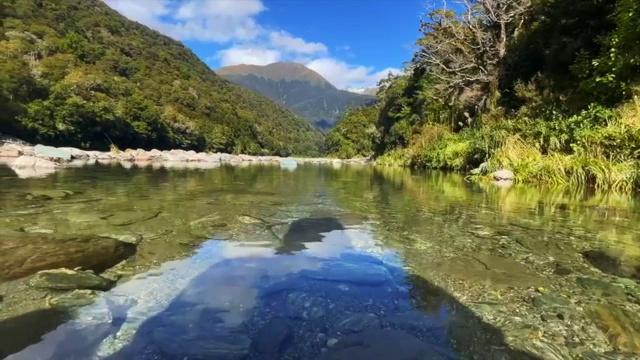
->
(0, 163), (639, 359)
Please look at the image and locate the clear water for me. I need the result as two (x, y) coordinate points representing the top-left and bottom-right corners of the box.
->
(1, 163), (639, 359)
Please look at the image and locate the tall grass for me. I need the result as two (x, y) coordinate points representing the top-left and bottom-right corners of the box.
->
(376, 97), (640, 193)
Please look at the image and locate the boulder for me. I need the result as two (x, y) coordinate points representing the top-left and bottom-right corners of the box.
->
(28, 268), (114, 291)
(58, 147), (89, 159)
(492, 169), (515, 181)
(34, 144), (72, 162)
(0, 145), (21, 157)
(0, 232), (137, 280)
(10, 155), (59, 169)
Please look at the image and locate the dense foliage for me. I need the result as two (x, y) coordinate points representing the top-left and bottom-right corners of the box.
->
(0, 0), (323, 155)
(328, 0), (640, 191)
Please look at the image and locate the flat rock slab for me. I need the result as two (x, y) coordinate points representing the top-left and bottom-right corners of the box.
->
(106, 210), (161, 226)
(0, 232), (137, 280)
(34, 144), (71, 162)
(28, 268), (114, 291)
(314, 329), (455, 360)
(47, 290), (100, 309)
(432, 254), (546, 288)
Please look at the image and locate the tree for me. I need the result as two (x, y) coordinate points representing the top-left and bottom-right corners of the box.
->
(414, 0), (532, 111)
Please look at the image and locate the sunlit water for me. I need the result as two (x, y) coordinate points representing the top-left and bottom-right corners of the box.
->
(1, 163), (639, 359)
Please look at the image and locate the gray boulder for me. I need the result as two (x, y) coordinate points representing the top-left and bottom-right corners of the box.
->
(34, 144), (72, 162)
(492, 169), (515, 181)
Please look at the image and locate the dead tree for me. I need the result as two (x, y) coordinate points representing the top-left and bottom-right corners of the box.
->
(414, 0), (531, 114)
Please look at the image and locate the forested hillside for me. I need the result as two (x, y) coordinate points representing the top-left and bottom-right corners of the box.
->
(217, 62), (375, 131)
(327, 0), (640, 191)
(0, 0), (323, 156)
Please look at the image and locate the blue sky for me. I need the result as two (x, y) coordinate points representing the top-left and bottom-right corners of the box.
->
(106, 0), (426, 89)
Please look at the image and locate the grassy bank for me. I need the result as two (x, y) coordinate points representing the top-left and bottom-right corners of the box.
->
(372, 96), (640, 192)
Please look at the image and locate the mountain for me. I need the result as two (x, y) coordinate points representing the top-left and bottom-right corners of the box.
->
(0, 0), (323, 156)
(216, 63), (376, 131)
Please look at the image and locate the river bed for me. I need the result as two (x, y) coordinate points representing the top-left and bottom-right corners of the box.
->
(1, 163), (639, 359)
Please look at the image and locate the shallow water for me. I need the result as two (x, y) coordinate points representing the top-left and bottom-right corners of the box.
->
(1, 163), (640, 359)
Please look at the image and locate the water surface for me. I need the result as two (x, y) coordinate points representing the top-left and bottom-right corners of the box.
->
(1, 163), (640, 359)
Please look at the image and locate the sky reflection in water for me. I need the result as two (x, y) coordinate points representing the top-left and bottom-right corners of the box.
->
(9, 222), (458, 360)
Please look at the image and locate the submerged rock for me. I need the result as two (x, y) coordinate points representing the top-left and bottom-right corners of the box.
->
(0, 233), (137, 280)
(575, 277), (626, 299)
(589, 304), (640, 354)
(582, 249), (640, 281)
(314, 329), (453, 360)
(47, 290), (101, 309)
(532, 294), (571, 309)
(28, 268), (115, 291)
(336, 313), (381, 334)
(252, 318), (292, 357)
(152, 325), (251, 360)
(106, 209), (161, 226)
(286, 291), (327, 320)
(26, 190), (73, 200)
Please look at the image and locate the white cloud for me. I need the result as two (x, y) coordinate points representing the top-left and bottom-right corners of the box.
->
(105, 0), (401, 89)
(306, 58), (401, 89)
(218, 46), (281, 67)
(106, 0), (265, 42)
(268, 31), (327, 54)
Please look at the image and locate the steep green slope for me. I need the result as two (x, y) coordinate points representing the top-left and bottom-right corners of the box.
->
(217, 62), (376, 131)
(0, 0), (323, 156)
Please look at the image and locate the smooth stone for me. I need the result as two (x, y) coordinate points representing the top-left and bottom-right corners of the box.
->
(26, 190), (73, 200)
(301, 261), (392, 286)
(336, 313), (381, 334)
(0, 233), (136, 280)
(47, 289), (100, 309)
(66, 213), (106, 223)
(532, 294), (571, 309)
(492, 169), (515, 181)
(28, 268), (114, 291)
(590, 304), (640, 354)
(314, 329), (453, 360)
(34, 144), (71, 162)
(106, 209), (161, 226)
(576, 277), (626, 299)
(100, 233), (143, 245)
(252, 318), (292, 356)
(554, 263), (573, 276)
(20, 225), (55, 234)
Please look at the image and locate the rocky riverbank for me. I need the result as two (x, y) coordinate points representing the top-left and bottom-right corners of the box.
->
(0, 138), (370, 179)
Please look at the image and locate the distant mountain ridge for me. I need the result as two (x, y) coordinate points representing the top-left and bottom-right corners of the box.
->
(216, 62), (376, 131)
